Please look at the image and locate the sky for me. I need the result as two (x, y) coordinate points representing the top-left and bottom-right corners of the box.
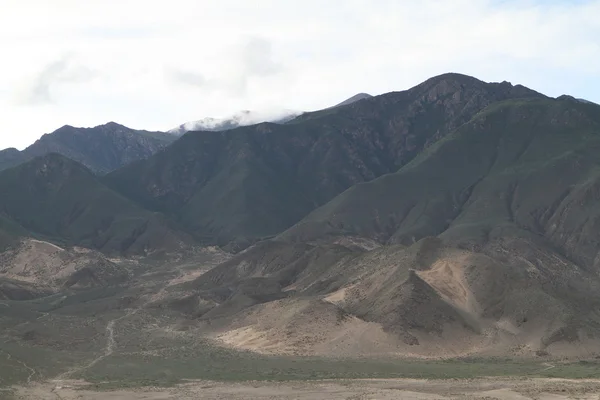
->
(1, 0), (599, 150)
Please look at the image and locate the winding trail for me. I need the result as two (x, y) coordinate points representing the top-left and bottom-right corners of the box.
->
(1, 349), (37, 385)
(53, 267), (189, 385)
(539, 362), (556, 372)
(17, 358), (37, 385)
(56, 309), (138, 381)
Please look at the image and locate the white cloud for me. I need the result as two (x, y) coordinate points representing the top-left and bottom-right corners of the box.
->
(0, 0), (599, 149)
(14, 53), (96, 105)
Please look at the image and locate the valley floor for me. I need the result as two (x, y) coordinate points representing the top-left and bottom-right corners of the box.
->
(8, 377), (600, 400)
(2, 241), (600, 398)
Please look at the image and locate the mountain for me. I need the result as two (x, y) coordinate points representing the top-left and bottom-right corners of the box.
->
(0, 122), (176, 174)
(106, 73), (544, 250)
(281, 97), (600, 260)
(168, 109), (302, 135)
(0, 153), (190, 255)
(177, 96), (600, 358)
(5, 72), (600, 383)
(0, 94), (377, 174)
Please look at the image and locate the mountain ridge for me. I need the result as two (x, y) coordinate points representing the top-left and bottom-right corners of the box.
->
(0, 122), (177, 174)
(105, 72), (545, 250)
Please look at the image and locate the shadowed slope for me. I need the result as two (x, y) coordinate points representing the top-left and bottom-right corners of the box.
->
(0, 153), (191, 255)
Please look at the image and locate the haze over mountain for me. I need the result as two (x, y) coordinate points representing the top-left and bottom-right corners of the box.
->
(168, 109), (302, 136)
(167, 93), (372, 135)
(3, 73), (600, 387)
(0, 93), (372, 173)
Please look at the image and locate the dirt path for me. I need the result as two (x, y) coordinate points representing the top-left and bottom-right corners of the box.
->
(539, 362), (556, 372)
(55, 309), (138, 382)
(2, 349), (38, 385)
(52, 260), (215, 384)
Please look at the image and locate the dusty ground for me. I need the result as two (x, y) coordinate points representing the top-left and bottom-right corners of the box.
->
(7, 378), (600, 400)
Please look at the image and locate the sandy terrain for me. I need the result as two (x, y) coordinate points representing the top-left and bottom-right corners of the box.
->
(9, 378), (600, 400)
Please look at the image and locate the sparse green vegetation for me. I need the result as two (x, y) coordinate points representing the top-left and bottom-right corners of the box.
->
(49, 349), (600, 388)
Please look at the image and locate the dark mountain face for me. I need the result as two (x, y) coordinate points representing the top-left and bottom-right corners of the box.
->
(0, 122), (176, 175)
(281, 97), (600, 268)
(0, 153), (190, 255)
(105, 73), (544, 250)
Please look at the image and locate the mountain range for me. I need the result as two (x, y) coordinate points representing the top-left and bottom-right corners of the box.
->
(2, 73), (600, 363)
(0, 93), (371, 174)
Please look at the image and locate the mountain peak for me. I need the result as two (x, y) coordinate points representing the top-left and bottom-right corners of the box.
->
(101, 121), (126, 129)
(557, 95), (599, 106)
(0, 147), (20, 155)
(333, 93), (373, 108)
(55, 124), (75, 132)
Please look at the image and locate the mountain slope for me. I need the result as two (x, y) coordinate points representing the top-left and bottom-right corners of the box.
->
(0, 153), (190, 254)
(163, 95), (600, 358)
(106, 73), (544, 249)
(180, 234), (600, 357)
(281, 97), (600, 268)
(0, 122), (176, 174)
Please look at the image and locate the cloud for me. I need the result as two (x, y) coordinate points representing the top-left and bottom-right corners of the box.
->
(167, 68), (207, 88)
(238, 37), (282, 78)
(0, 0), (599, 149)
(15, 54), (96, 105)
(165, 36), (283, 96)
